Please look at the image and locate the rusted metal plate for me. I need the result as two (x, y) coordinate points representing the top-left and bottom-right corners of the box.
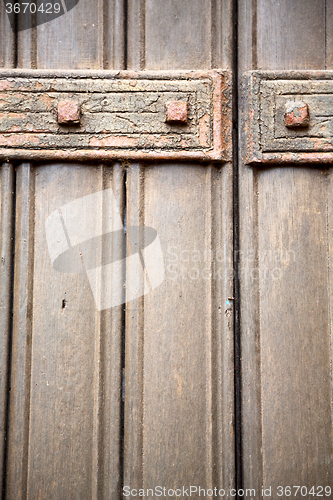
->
(0, 69), (231, 162)
(244, 70), (333, 165)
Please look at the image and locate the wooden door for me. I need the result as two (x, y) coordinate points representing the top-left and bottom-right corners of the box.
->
(2, 1), (332, 499)
(0, 1), (234, 499)
(238, 0), (333, 496)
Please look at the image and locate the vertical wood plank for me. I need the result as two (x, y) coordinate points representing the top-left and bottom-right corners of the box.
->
(0, 7), (15, 495)
(326, 0), (333, 70)
(257, 0), (326, 70)
(17, 0), (125, 69)
(7, 165), (125, 500)
(258, 169), (333, 488)
(123, 164), (145, 490)
(239, 0), (333, 495)
(0, 164), (15, 499)
(128, 0), (232, 70)
(7, 164), (35, 500)
(0, 2), (15, 67)
(97, 165), (125, 500)
(127, 0), (145, 70)
(17, 8), (36, 68)
(7, 3), (125, 500)
(124, 163), (234, 495)
(125, 2), (234, 496)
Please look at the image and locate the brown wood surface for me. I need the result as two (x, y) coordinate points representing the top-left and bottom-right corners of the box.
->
(124, 163), (234, 495)
(0, 10), (14, 498)
(2, 1), (235, 499)
(17, 0), (125, 70)
(124, 1), (234, 497)
(239, 0), (333, 496)
(0, 2), (14, 68)
(6, 2), (125, 500)
(6, 164), (125, 500)
(0, 163), (14, 499)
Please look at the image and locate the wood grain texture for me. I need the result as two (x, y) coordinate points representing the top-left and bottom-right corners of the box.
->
(6, 164), (125, 500)
(257, 0), (326, 70)
(124, 0), (234, 496)
(6, 164), (36, 500)
(6, 4), (125, 500)
(327, 0), (333, 70)
(128, 0), (232, 70)
(124, 163), (235, 496)
(0, 2), (15, 68)
(239, 0), (333, 495)
(0, 164), (14, 500)
(259, 168), (333, 487)
(17, 0), (125, 69)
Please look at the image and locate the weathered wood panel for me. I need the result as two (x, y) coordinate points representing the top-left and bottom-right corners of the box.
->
(124, 164), (234, 495)
(256, 0), (325, 71)
(6, 164), (125, 500)
(327, 1), (333, 70)
(239, 0), (333, 495)
(4, 1), (234, 498)
(17, 0), (124, 69)
(127, 0), (232, 71)
(124, 1), (234, 496)
(259, 168), (332, 487)
(6, 2), (125, 500)
(0, 8), (15, 497)
(0, 163), (14, 499)
(0, 2), (14, 68)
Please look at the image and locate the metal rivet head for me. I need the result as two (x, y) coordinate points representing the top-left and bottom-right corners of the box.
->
(166, 101), (188, 124)
(285, 101), (309, 128)
(57, 100), (80, 124)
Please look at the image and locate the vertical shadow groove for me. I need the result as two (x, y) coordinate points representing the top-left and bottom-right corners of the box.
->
(233, 0), (243, 497)
(124, 0), (128, 70)
(120, 166), (127, 498)
(2, 166), (16, 500)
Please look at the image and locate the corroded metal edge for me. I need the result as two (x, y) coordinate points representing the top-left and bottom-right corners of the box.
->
(243, 70), (333, 166)
(0, 69), (231, 163)
(251, 152), (333, 165)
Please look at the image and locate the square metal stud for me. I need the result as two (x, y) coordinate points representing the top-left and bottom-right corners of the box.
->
(285, 101), (310, 128)
(58, 100), (80, 124)
(166, 101), (188, 124)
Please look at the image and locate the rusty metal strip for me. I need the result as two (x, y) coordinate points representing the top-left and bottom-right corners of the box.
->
(244, 70), (333, 166)
(0, 69), (231, 163)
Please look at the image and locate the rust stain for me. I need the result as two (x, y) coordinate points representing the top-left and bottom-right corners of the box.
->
(39, 93), (56, 109)
(285, 101), (309, 128)
(0, 81), (13, 91)
(199, 113), (210, 147)
(8, 125), (23, 132)
(57, 100), (80, 124)
(0, 69), (231, 162)
(5, 112), (27, 120)
(166, 101), (188, 124)
(0, 134), (40, 146)
(89, 136), (137, 147)
(250, 152), (333, 165)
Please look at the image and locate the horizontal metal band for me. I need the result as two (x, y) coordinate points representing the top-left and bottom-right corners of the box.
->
(0, 69), (231, 163)
(244, 70), (333, 165)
